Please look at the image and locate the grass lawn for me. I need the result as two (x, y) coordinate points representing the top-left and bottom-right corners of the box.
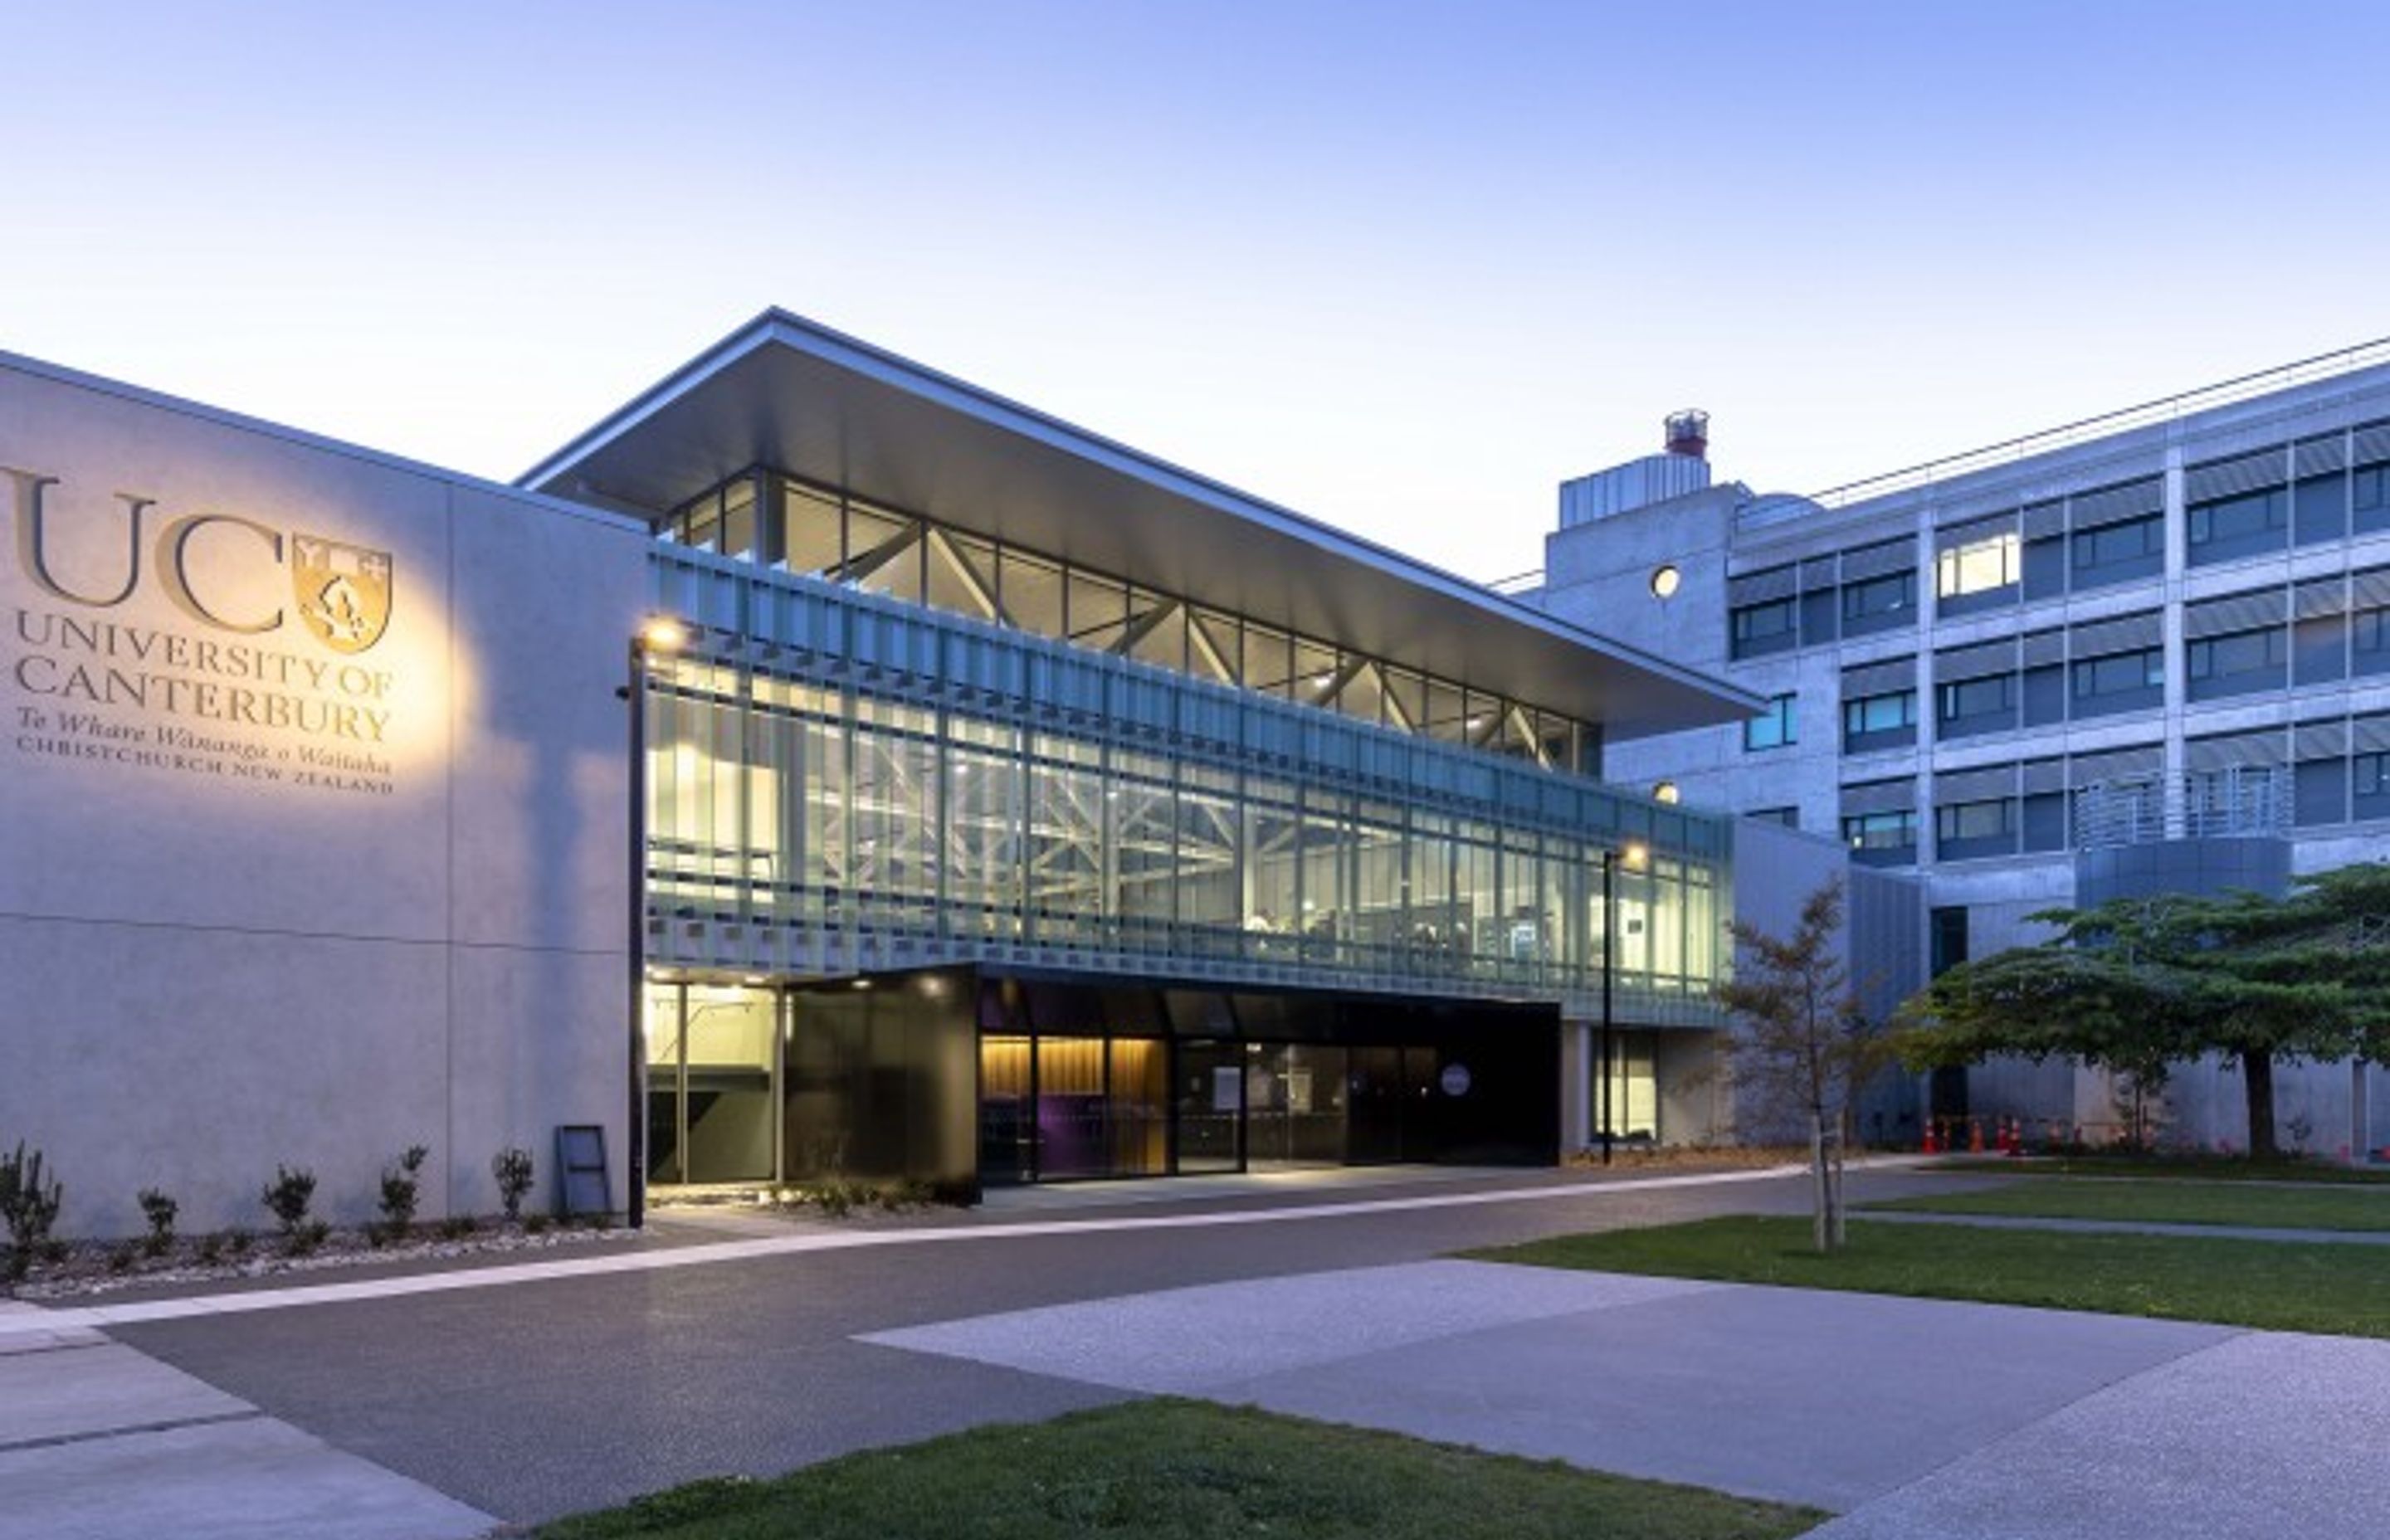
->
(534, 1399), (1823, 1540)
(1934, 1154), (2390, 1184)
(1466, 1216), (2390, 1338)
(1866, 1178), (2390, 1231)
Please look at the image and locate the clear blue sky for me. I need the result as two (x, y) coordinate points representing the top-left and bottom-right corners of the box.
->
(9, 1), (2388, 580)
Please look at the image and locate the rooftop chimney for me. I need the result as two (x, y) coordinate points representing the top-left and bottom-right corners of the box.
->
(1664, 409), (1710, 460)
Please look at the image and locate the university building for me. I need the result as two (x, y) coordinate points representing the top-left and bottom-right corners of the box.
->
(3, 311), (1780, 1235)
(1535, 348), (2390, 1154)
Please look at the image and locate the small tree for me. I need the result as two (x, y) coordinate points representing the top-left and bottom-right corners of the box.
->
(1, 1143), (65, 1281)
(376, 1145), (430, 1244)
(490, 1148), (534, 1224)
(1714, 877), (1887, 1252)
(261, 1165), (317, 1235)
(137, 1188), (178, 1257)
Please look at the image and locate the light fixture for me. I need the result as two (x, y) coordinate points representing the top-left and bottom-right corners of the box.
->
(1650, 564), (1681, 600)
(637, 616), (690, 652)
(1622, 839), (1650, 870)
(1653, 781), (1680, 806)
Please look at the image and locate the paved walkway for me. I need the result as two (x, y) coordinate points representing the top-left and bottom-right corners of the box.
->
(17, 1157), (2378, 1540)
(866, 1260), (2390, 1539)
(0, 1162), (1834, 1343)
(0, 1305), (489, 1540)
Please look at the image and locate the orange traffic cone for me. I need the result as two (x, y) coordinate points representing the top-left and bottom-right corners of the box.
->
(1968, 1118), (1985, 1154)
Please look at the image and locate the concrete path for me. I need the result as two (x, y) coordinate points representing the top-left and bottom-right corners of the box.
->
(864, 1260), (2390, 1538)
(0, 1305), (490, 1540)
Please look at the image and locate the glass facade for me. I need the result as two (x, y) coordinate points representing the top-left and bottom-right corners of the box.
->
(641, 544), (1729, 1026)
(663, 471), (1599, 773)
(634, 455), (1736, 1190)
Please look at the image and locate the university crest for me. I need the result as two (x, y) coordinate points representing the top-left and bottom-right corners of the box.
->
(291, 534), (393, 654)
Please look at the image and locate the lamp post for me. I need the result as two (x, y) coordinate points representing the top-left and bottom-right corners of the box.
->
(1597, 839), (1649, 1167)
(624, 616), (688, 1228)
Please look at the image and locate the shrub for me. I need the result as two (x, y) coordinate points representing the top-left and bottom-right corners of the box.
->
(137, 1188), (178, 1257)
(288, 1219), (330, 1256)
(375, 1144), (430, 1244)
(439, 1215), (476, 1241)
(224, 1226), (252, 1257)
(261, 1165), (317, 1236)
(195, 1232), (224, 1265)
(523, 1214), (550, 1236)
(107, 1242), (139, 1274)
(490, 1147), (534, 1223)
(0, 1142), (64, 1281)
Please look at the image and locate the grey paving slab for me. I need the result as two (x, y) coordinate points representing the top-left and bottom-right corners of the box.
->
(0, 1300), (104, 1357)
(860, 1258), (1719, 1392)
(0, 1417), (496, 1540)
(864, 1260), (2238, 1513)
(1812, 1332), (2390, 1540)
(0, 1340), (251, 1446)
(1211, 1283), (2234, 1513)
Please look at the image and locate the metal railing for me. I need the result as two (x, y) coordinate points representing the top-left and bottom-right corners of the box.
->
(1806, 336), (2390, 512)
(2073, 768), (2290, 850)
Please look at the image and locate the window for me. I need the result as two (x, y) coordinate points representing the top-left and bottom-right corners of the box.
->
(2188, 488), (2288, 564)
(2355, 607), (2390, 675)
(2071, 647), (2164, 702)
(2359, 465), (2389, 533)
(1841, 809), (1918, 858)
(1730, 597), (1797, 659)
(1936, 533), (2019, 601)
(1935, 797), (2016, 856)
(2071, 514), (2164, 587)
(2357, 750), (2390, 821)
(1749, 806), (1799, 828)
(1841, 569), (1915, 633)
(2187, 627), (2286, 699)
(1843, 690), (1916, 740)
(1939, 674), (2014, 721)
(1744, 693), (1798, 751)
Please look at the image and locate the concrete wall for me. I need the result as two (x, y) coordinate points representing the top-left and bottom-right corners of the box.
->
(1714, 818), (1920, 1144)
(0, 358), (647, 1235)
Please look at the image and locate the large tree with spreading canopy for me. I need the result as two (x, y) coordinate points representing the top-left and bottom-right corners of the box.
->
(1895, 864), (2390, 1157)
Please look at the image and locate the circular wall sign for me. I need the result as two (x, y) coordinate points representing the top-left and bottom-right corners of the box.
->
(1440, 1063), (1472, 1097)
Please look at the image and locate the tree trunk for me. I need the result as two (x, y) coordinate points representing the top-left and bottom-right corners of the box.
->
(1828, 1124), (1846, 1250)
(1809, 1109), (1832, 1253)
(2243, 1050), (2278, 1159)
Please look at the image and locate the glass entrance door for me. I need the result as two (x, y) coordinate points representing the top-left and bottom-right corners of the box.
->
(1173, 1039), (1241, 1172)
(978, 1035), (1033, 1185)
(1034, 1036), (1108, 1179)
(645, 982), (780, 1186)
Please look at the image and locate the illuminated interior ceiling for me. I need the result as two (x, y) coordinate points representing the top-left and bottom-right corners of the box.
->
(521, 309), (1761, 740)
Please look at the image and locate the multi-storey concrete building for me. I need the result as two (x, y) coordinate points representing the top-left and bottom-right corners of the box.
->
(1537, 348), (2390, 1157)
(5, 310), (1801, 1236)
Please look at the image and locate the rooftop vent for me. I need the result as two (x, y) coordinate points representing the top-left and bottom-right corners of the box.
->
(1664, 409), (1710, 460)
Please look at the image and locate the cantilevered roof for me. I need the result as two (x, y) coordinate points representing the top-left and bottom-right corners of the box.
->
(519, 309), (1758, 739)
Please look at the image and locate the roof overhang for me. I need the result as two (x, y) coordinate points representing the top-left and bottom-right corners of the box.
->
(519, 309), (1760, 738)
